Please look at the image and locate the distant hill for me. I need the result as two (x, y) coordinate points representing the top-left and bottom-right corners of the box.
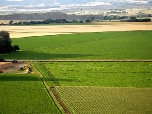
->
(0, 12), (103, 21)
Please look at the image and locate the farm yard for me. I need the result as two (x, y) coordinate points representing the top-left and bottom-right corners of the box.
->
(0, 23), (152, 114)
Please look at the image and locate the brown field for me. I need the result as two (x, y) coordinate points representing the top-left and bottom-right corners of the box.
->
(0, 22), (152, 38)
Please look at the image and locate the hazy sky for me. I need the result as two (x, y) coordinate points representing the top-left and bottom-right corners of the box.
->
(0, 0), (151, 6)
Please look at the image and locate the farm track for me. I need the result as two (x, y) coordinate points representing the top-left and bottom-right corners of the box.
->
(50, 87), (72, 114)
(33, 62), (71, 114)
(40, 62), (60, 86)
(32, 62), (65, 114)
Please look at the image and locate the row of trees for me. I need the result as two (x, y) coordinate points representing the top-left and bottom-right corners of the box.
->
(120, 17), (151, 22)
(103, 15), (151, 21)
(9, 19), (92, 25)
(0, 31), (20, 54)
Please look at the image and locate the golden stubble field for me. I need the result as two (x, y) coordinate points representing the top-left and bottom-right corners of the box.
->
(0, 22), (152, 38)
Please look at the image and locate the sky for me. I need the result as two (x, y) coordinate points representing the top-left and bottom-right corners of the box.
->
(0, 0), (151, 12)
(0, 0), (151, 6)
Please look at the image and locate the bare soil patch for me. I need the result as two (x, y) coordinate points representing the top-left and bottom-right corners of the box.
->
(0, 62), (28, 73)
(0, 22), (152, 38)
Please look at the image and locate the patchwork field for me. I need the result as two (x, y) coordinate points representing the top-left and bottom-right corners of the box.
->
(0, 30), (152, 113)
(35, 61), (152, 113)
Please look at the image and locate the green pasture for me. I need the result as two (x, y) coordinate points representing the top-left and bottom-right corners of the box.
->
(1, 30), (152, 60)
(42, 62), (152, 87)
(56, 86), (152, 114)
(0, 73), (61, 114)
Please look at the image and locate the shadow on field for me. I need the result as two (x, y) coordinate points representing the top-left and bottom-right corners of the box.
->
(0, 75), (40, 81)
(0, 75), (76, 82)
(27, 51), (99, 60)
(0, 50), (99, 60)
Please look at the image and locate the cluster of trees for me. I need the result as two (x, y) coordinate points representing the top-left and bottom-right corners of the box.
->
(137, 13), (152, 18)
(103, 15), (130, 20)
(9, 19), (67, 25)
(120, 17), (151, 22)
(0, 31), (20, 54)
(8, 18), (92, 25)
(103, 15), (151, 22)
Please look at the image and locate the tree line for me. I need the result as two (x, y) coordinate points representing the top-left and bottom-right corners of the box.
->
(120, 17), (151, 22)
(8, 19), (92, 25)
(0, 31), (20, 54)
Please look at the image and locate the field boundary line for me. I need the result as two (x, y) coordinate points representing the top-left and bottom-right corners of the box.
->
(31, 62), (65, 114)
(50, 87), (72, 114)
(40, 62), (61, 86)
(13, 59), (152, 62)
(40, 60), (152, 62)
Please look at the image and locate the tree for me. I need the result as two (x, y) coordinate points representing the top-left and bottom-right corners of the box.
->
(85, 19), (91, 23)
(0, 31), (12, 53)
(12, 45), (20, 51)
(0, 31), (19, 54)
(0, 36), (5, 53)
(9, 20), (13, 25)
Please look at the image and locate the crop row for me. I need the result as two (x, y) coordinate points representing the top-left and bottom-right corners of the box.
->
(55, 86), (152, 114)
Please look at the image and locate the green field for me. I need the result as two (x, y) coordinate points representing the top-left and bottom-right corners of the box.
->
(56, 87), (152, 114)
(1, 31), (152, 60)
(42, 62), (152, 87)
(40, 61), (152, 113)
(0, 31), (152, 114)
(0, 73), (61, 114)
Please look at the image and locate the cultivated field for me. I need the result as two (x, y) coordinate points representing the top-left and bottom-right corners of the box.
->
(42, 62), (152, 87)
(0, 73), (61, 113)
(35, 61), (152, 113)
(1, 31), (152, 60)
(56, 87), (152, 114)
(0, 22), (152, 38)
(0, 27), (152, 113)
